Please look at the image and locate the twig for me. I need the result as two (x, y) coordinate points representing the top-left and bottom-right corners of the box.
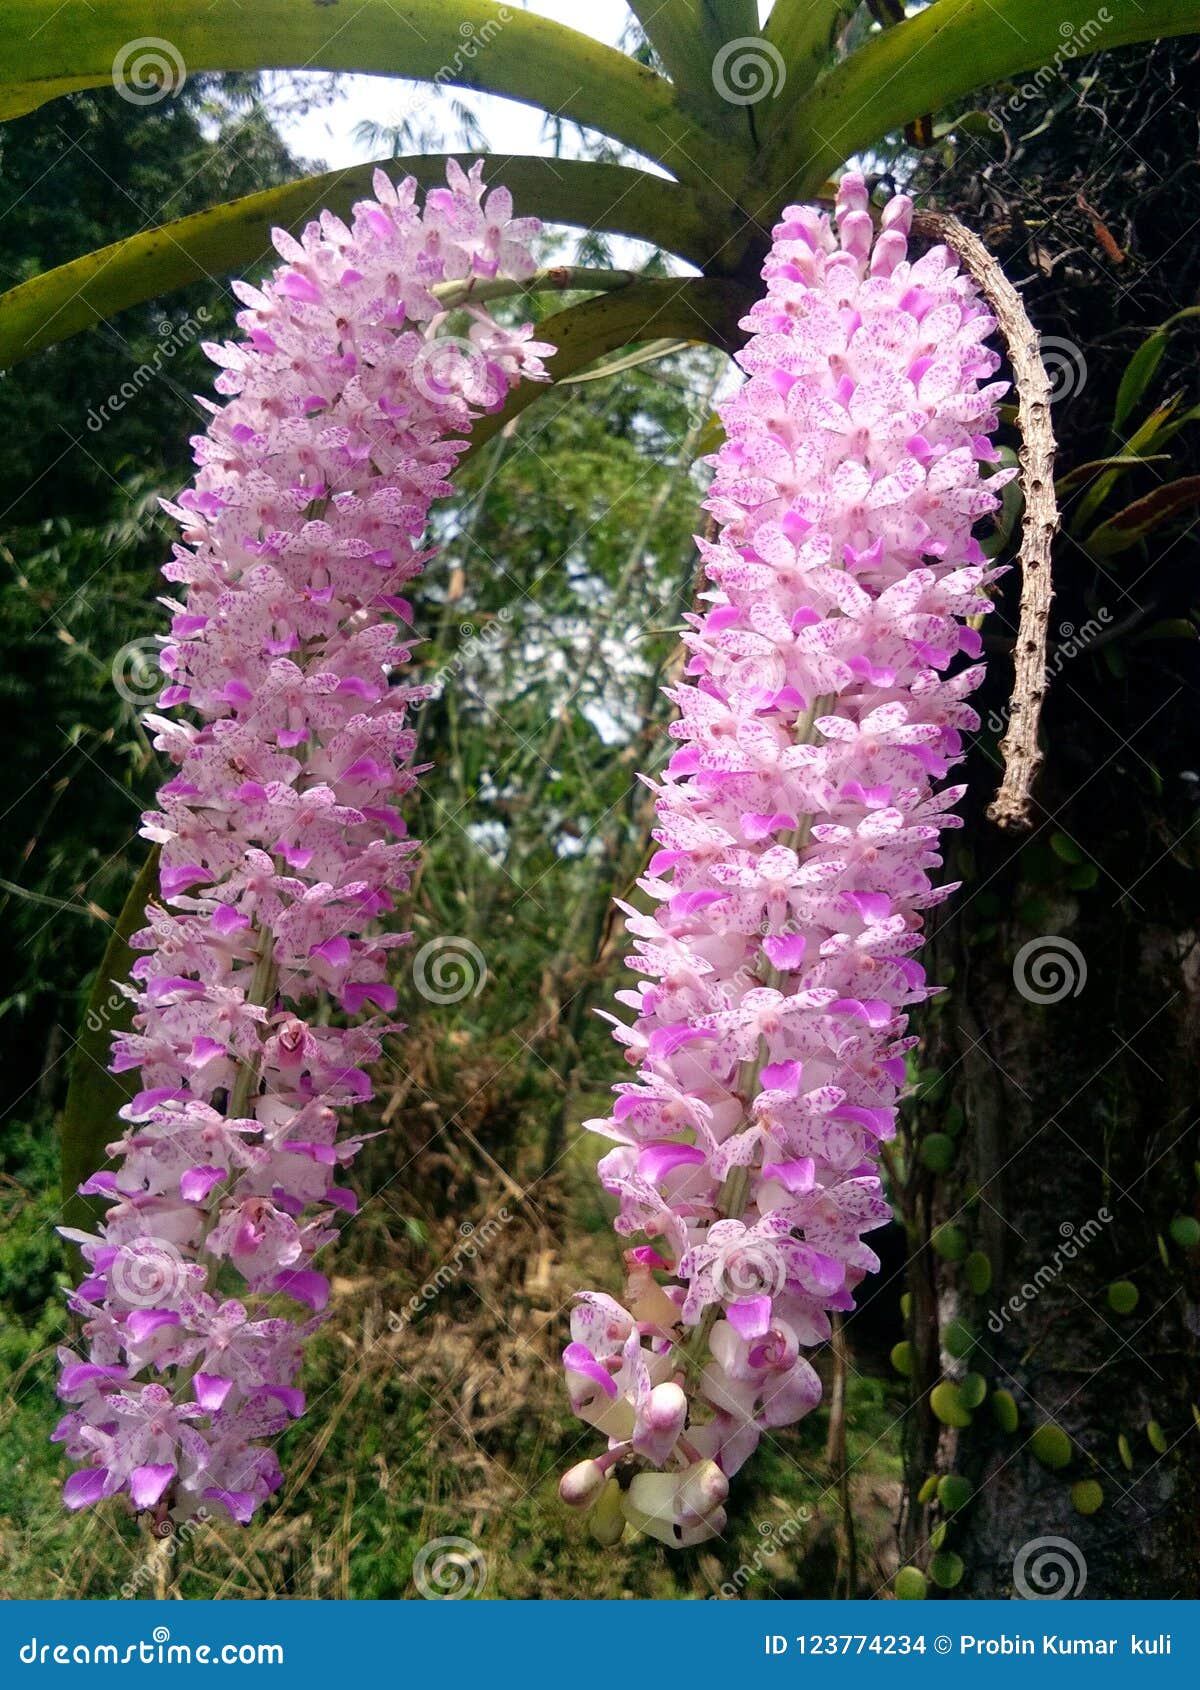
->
(912, 210), (1058, 830)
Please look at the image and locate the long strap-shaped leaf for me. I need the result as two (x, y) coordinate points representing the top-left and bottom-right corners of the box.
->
(0, 0), (706, 182)
(764, 0), (854, 95)
(59, 847), (158, 1237)
(0, 154), (719, 370)
(464, 276), (752, 458)
(760, 0), (1200, 198)
(625, 0), (763, 123)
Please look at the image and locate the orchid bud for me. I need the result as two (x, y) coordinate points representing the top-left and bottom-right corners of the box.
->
(589, 1478), (626, 1546)
(632, 1381), (688, 1466)
(558, 1460), (607, 1510)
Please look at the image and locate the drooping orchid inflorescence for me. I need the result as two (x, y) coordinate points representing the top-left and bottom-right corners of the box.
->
(54, 162), (551, 1527)
(559, 173), (1014, 1547)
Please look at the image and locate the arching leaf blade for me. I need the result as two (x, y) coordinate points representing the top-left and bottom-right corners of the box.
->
(0, 154), (715, 370)
(463, 277), (751, 457)
(0, 0), (698, 180)
(761, 0), (1200, 198)
(625, 0), (763, 127)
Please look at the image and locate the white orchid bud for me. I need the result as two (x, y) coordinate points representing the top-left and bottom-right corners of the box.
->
(558, 1459), (607, 1510)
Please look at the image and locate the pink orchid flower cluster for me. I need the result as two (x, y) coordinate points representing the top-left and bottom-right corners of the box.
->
(559, 173), (1013, 1547)
(54, 162), (550, 1527)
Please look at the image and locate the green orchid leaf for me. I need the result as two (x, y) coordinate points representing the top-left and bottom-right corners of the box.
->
(464, 276), (752, 458)
(0, 154), (715, 370)
(1085, 475), (1200, 557)
(556, 338), (693, 384)
(762, 0), (1200, 200)
(626, 0), (765, 126)
(1057, 454), (1170, 496)
(764, 0), (854, 94)
(60, 847), (159, 1239)
(1113, 332), (1168, 436)
(1071, 397), (1186, 533)
(0, 0), (700, 181)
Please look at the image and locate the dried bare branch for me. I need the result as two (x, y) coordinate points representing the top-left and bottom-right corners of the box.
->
(913, 210), (1058, 830)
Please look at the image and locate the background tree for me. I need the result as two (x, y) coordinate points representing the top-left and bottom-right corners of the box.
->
(888, 36), (1200, 1598)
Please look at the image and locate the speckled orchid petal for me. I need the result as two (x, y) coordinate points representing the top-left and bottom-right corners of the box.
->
(56, 162), (551, 1527)
(562, 172), (1005, 1542)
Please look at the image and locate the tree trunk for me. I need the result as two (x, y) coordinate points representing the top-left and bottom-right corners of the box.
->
(902, 789), (1200, 1597)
